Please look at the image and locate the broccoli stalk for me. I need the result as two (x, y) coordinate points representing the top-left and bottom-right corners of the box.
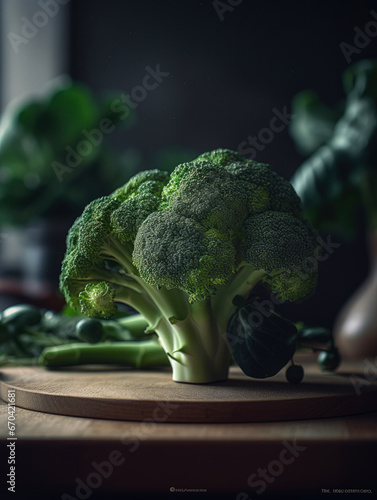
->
(74, 267), (267, 383)
(60, 149), (319, 384)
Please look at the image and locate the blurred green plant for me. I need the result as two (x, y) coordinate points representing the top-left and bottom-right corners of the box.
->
(0, 303), (166, 368)
(290, 59), (377, 239)
(290, 59), (377, 360)
(0, 80), (136, 226)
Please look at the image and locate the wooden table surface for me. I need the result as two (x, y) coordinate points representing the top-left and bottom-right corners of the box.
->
(1, 355), (377, 499)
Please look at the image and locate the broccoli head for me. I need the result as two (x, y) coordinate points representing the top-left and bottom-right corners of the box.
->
(60, 148), (319, 383)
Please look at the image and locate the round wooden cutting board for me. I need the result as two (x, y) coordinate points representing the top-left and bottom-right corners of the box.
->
(1, 359), (376, 423)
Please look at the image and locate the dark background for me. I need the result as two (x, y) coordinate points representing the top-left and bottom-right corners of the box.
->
(69, 0), (374, 177)
(68, 0), (375, 328)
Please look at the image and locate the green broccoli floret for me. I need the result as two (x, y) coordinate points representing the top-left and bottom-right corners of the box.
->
(133, 211), (236, 301)
(60, 148), (319, 384)
(241, 211), (318, 301)
(79, 282), (118, 319)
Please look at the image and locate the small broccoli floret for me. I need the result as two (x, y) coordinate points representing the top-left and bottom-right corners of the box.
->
(241, 211), (319, 301)
(196, 148), (245, 166)
(110, 169), (169, 202)
(59, 253), (93, 312)
(79, 282), (118, 319)
(111, 170), (169, 243)
(226, 161), (302, 215)
(77, 197), (120, 261)
(60, 148), (319, 384)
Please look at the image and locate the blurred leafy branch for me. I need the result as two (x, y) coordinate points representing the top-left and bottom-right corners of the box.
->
(290, 59), (377, 239)
(0, 81), (139, 225)
(0, 80), (196, 227)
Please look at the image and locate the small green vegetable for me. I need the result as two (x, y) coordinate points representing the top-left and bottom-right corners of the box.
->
(286, 363), (304, 384)
(1, 304), (42, 335)
(226, 302), (298, 379)
(38, 340), (169, 369)
(317, 349), (341, 371)
(297, 326), (332, 344)
(76, 318), (105, 344)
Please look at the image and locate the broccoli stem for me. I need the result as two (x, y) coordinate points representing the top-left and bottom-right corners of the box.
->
(85, 247), (267, 383)
(110, 265), (268, 383)
(158, 266), (267, 383)
(190, 299), (219, 357)
(79, 245), (270, 382)
(164, 303), (231, 384)
(114, 287), (162, 324)
(113, 286), (231, 383)
(38, 340), (169, 368)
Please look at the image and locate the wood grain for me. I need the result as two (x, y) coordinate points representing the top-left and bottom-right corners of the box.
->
(1, 359), (376, 423)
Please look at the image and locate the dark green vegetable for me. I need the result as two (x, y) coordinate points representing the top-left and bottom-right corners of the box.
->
(285, 363), (304, 384)
(297, 326), (336, 353)
(76, 319), (105, 344)
(318, 348), (341, 371)
(75, 317), (137, 343)
(226, 302), (298, 379)
(1, 304), (42, 335)
(298, 326), (332, 344)
(297, 325), (341, 370)
(40, 310), (83, 340)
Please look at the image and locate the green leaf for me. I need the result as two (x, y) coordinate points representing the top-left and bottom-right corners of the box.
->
(290, 59), (377, 236)
(290, 90), (343, 156)
(226, 302), (298, 379)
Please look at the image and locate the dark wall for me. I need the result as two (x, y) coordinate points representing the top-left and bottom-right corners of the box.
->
(69, 0), (376, 327)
